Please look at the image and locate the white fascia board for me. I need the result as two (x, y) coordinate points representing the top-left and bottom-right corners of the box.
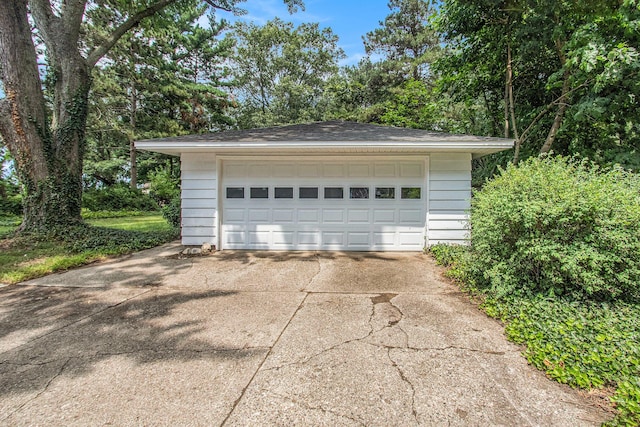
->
(135, 139), (514, 156)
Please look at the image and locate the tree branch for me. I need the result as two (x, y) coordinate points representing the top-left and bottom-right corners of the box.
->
(516, 80), (590, 152)
(201, 0), (234, 13)
(60, 0), (86, 43)
(86, 0), (178, 68)
(27, 0), (61, 50)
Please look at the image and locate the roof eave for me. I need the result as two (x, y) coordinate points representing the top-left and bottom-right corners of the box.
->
(135, 141), (514, 157)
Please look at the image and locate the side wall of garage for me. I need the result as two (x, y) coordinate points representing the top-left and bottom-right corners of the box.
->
(180, 153), (217, 246)
(427, 153), (472, 245)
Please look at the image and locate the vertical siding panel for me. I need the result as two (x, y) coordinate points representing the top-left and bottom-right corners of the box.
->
(428, 153), (472, 245)
(180, 153), (217, 246)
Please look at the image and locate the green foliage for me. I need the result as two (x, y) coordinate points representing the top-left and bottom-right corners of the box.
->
(470, 155), (640, 301)
(231, 18), (345, 128)
(436, 0), (639, 169)
(162, 195), (181, 228)
(432, 246), (640, 425)
(148, 168), (180, 205)
(81, 208), (157, 219)
(0, 194), (22, 216)
(85, 6), (235, 190)
(491, 295), (640, 426)
(82, 185), (158, 212)
(429, 243), (466, 267)
(429, 243), (477, 286)
(60, 224), (176, 253)
(0, 214), (177, 284)
(0, 215), (21, 237)
(364, 0), (441, 82)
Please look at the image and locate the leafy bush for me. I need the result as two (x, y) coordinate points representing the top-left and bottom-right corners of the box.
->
(486, 295), (640, 426)
(470, 155), (640, 301)
(59, 225), (178, 253)
(161, 195), (181, 228)
(430, 243), (467, 267)
(148, 168), (179, 205)
(430, 245), (640, 425)
(83, 185), (158, 212)
(429, 243), (477, 285)
(0, 194), (22, 216)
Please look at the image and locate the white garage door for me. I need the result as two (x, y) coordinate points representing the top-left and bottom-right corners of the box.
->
(220, 158), (427, 251)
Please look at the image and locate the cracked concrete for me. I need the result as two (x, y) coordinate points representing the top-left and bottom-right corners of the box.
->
(0, 245), (611, 426)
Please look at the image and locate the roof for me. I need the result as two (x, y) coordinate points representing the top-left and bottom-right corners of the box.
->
(135, 120), (513, 158)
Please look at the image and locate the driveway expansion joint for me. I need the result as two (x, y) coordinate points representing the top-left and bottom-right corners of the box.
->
(1, 357), (71, 423)
(220, 291), (310, 426)
(304, 254), (322, 290)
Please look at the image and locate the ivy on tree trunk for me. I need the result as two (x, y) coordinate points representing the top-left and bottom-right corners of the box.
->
(0, 0), (179, 232)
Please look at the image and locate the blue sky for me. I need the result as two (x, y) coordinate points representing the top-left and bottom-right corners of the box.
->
(216, 0), (392, 65)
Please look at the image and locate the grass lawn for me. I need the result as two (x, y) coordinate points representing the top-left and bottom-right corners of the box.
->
(0, 213), (178, 285)
(0, 216), (21, 236)
(87, 215), (174, 232)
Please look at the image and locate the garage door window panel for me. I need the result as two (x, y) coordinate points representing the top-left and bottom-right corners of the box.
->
(401, 187), (422, 199)
(300, 187), (319, 199)
(226, 187), (244, 199)
(250, 187), (269, 198)
(324, 187), (344, 199)
(275, 187), (294, 199)
(350, 187), (369, 199)
(375, 187), (395, 199)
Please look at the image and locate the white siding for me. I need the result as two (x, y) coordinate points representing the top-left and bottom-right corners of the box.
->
(428, 153), (471, 245)
(180, 153), (217, 246)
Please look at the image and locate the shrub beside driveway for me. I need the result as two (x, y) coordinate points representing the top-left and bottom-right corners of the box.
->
(430, 156), (640, 426)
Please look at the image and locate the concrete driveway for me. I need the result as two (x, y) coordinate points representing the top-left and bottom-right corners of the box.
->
(0, 243), (609, 426)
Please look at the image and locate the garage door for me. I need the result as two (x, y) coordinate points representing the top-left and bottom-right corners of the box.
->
(220, 158), (427, 251)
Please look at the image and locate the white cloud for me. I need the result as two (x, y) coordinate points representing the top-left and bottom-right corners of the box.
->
(339, 52), (366, 67)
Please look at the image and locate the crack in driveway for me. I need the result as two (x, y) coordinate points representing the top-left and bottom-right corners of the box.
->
(262, 388), (368, 427)
(1, 358), (71, 423)
(220, 292), (309, 426)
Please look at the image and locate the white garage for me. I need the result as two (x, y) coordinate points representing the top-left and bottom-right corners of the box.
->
(136, 121), (512, 251)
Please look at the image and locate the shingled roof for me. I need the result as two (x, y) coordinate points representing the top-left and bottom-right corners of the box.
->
(136, 120), (513, 158)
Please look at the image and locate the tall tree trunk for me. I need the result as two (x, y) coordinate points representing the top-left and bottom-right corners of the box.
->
(0, 1), (89, 231)
(540, 37), (569, 155)
(505, 43), (522, 163)
(129, 79), (138, 189)
(504, 63), (510, 139)
(539, 71), (570, 154)
(1, 0), (183, 233)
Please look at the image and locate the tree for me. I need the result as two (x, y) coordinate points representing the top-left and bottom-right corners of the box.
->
(230, 18), (344, 128)
(0, 0), (302, 232)
(325, 0), (443, 127)
(85, 7), (235, 189)
(437, 0), (638, 168)
(363, 0), (441, 82)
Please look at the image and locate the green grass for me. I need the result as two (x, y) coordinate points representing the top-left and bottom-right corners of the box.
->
(0, 213), (178, 285)
(87, 215), (174, 232)
(430, 244), (640, 426)
(0, 216), (21, 237)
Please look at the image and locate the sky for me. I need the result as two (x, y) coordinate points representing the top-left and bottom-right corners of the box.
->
(216, 0), (392, 66)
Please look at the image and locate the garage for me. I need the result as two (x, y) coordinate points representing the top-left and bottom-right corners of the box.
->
(220, 158), (427, 250)
(136, 121), (513, 251)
